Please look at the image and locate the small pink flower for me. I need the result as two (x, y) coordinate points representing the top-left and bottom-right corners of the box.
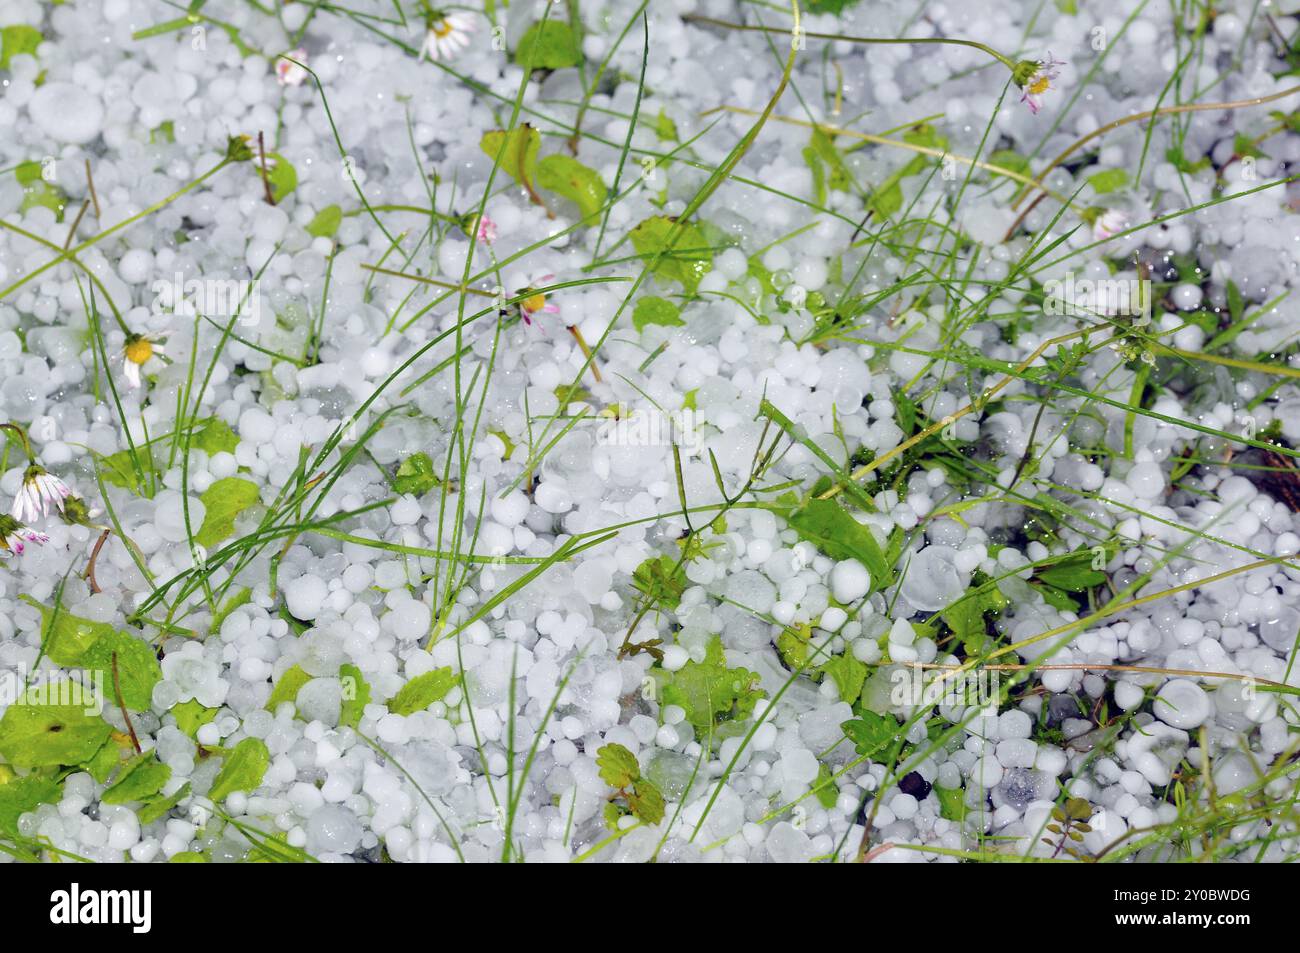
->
(1019, 54), (1064, 115)
(0, 514), (48, 558)
(476, 213), (498, 245)
(276, 49), (309, 87)
(1092, 208), (1129, 242)
(518, 274), (560, 326)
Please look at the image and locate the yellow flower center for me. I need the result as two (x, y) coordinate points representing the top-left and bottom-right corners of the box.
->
(1028, 75), (1051, 95)
(521, 291), (546, 314)
(432, 18), (454, 37)
(125, 338), (154, 366)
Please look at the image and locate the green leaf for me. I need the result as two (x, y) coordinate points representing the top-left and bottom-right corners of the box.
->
(339, 663), (370, 729)
(81, 738), (122, 783)
(771, 498), (891, 593)
(80, 628), (162, 711)
(0, 25), (42, 69)
(0, 699), (113, 768)
(940, 580), (1008, 656)
(989, 149), (1031, 178)
(596, 743), (641, 789)
(632, 296), (684, 333)
(1087, 168), (1128, 195)
(102, 751), (171, 804)
(305, 204), (342, 238)
(208, 738), (270, 802)
(21, 598), (160, 710)
(479, 125), (540, 193)
(804, 0), (861, 12)
(776, 624), (813, 670)
(804, 129), (853, 202)
(631, 554), (686, 611)
(150, 120), (175, 145)
(265, 664), (313, 712)
(821, 654), (867, 706)
(170, 851), (208, 863)
(536, 154), (607, 219)
(628, 216), (713, 295)
(171, 699), (216, 738)
(195, 476), (259, 548)
(1232, 133), (1268, 160)
(627, 778), (665, 824)
(514, 20), (582, 70)
(247, 831), (314, 862)
(15, 162), (66, 221)
(388, 667), (457, 716)
(1034, 552), (1106, 591)
(265, 152), (297, 202)
(393, 452), (437, 496)
(137, 782), (190, 824)
(0, 775), (61, 837)
(211, 587), (252, 637)
(1032, 581), (1080, 612)
(194, 417), (239, 456)
(98, 444), (158, 495)
(935, 784), (966, 822)
(654, 109), (679, 143)
(870, 180), (903, 218)
(841, 713), (900, 758)
(813, 762), (838, 809)
(1226, 280), (1245, 324)
(22, 595), (112, 666)
(658, 636), (764, 734)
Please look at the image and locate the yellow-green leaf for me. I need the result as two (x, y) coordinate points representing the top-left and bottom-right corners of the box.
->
(306, 204), (342, 238)
(209, 738), (270, 802)
(632, 296), (683, 333)
(0, 698), (113, 768)
(102, 751), (171, 804)
(629, 216), (713, 295)
(388, 667), (456, 716)
(514, 20), (582, 70)
(479, 125), (540, 192)
(265, 664), (313, 712)
(196, 477), (259, 548)
(536, 154), (607, 219)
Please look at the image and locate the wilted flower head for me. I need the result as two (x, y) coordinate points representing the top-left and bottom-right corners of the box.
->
(460, 211), (498, 245)
(1091, 208), (1130, 242)
(11, 464), (71, 523)
(0, 514), (49, 558)
(1013, 54), (1064, 114)
(276, 49), (309, 86)
(61, 494), (105, 530)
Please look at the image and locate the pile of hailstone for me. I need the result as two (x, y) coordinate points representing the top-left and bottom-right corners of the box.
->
(0, 0), (1298, 864)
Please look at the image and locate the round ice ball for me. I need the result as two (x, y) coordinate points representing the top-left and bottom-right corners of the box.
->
(899, 545), (965, 612)
(1153, 679), (1210, 729)
(28, 83), (105, 144)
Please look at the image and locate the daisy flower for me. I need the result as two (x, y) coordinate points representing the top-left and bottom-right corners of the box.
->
(276, 49), (309, 87)
(11, 464), (71, 523)
(0, 514), (49, 558)
(460, 211), (498, 245)
(61, 494), (106, 530)
(1013, 54), (1064, 115)
(1091, 208), (1130, 242)
(515, 274), (560, 326)
(120, 332), (168, 389)
(420, 11), (476, 62)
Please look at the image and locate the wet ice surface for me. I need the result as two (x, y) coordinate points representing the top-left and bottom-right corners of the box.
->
(1, 0), (1300, 863)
